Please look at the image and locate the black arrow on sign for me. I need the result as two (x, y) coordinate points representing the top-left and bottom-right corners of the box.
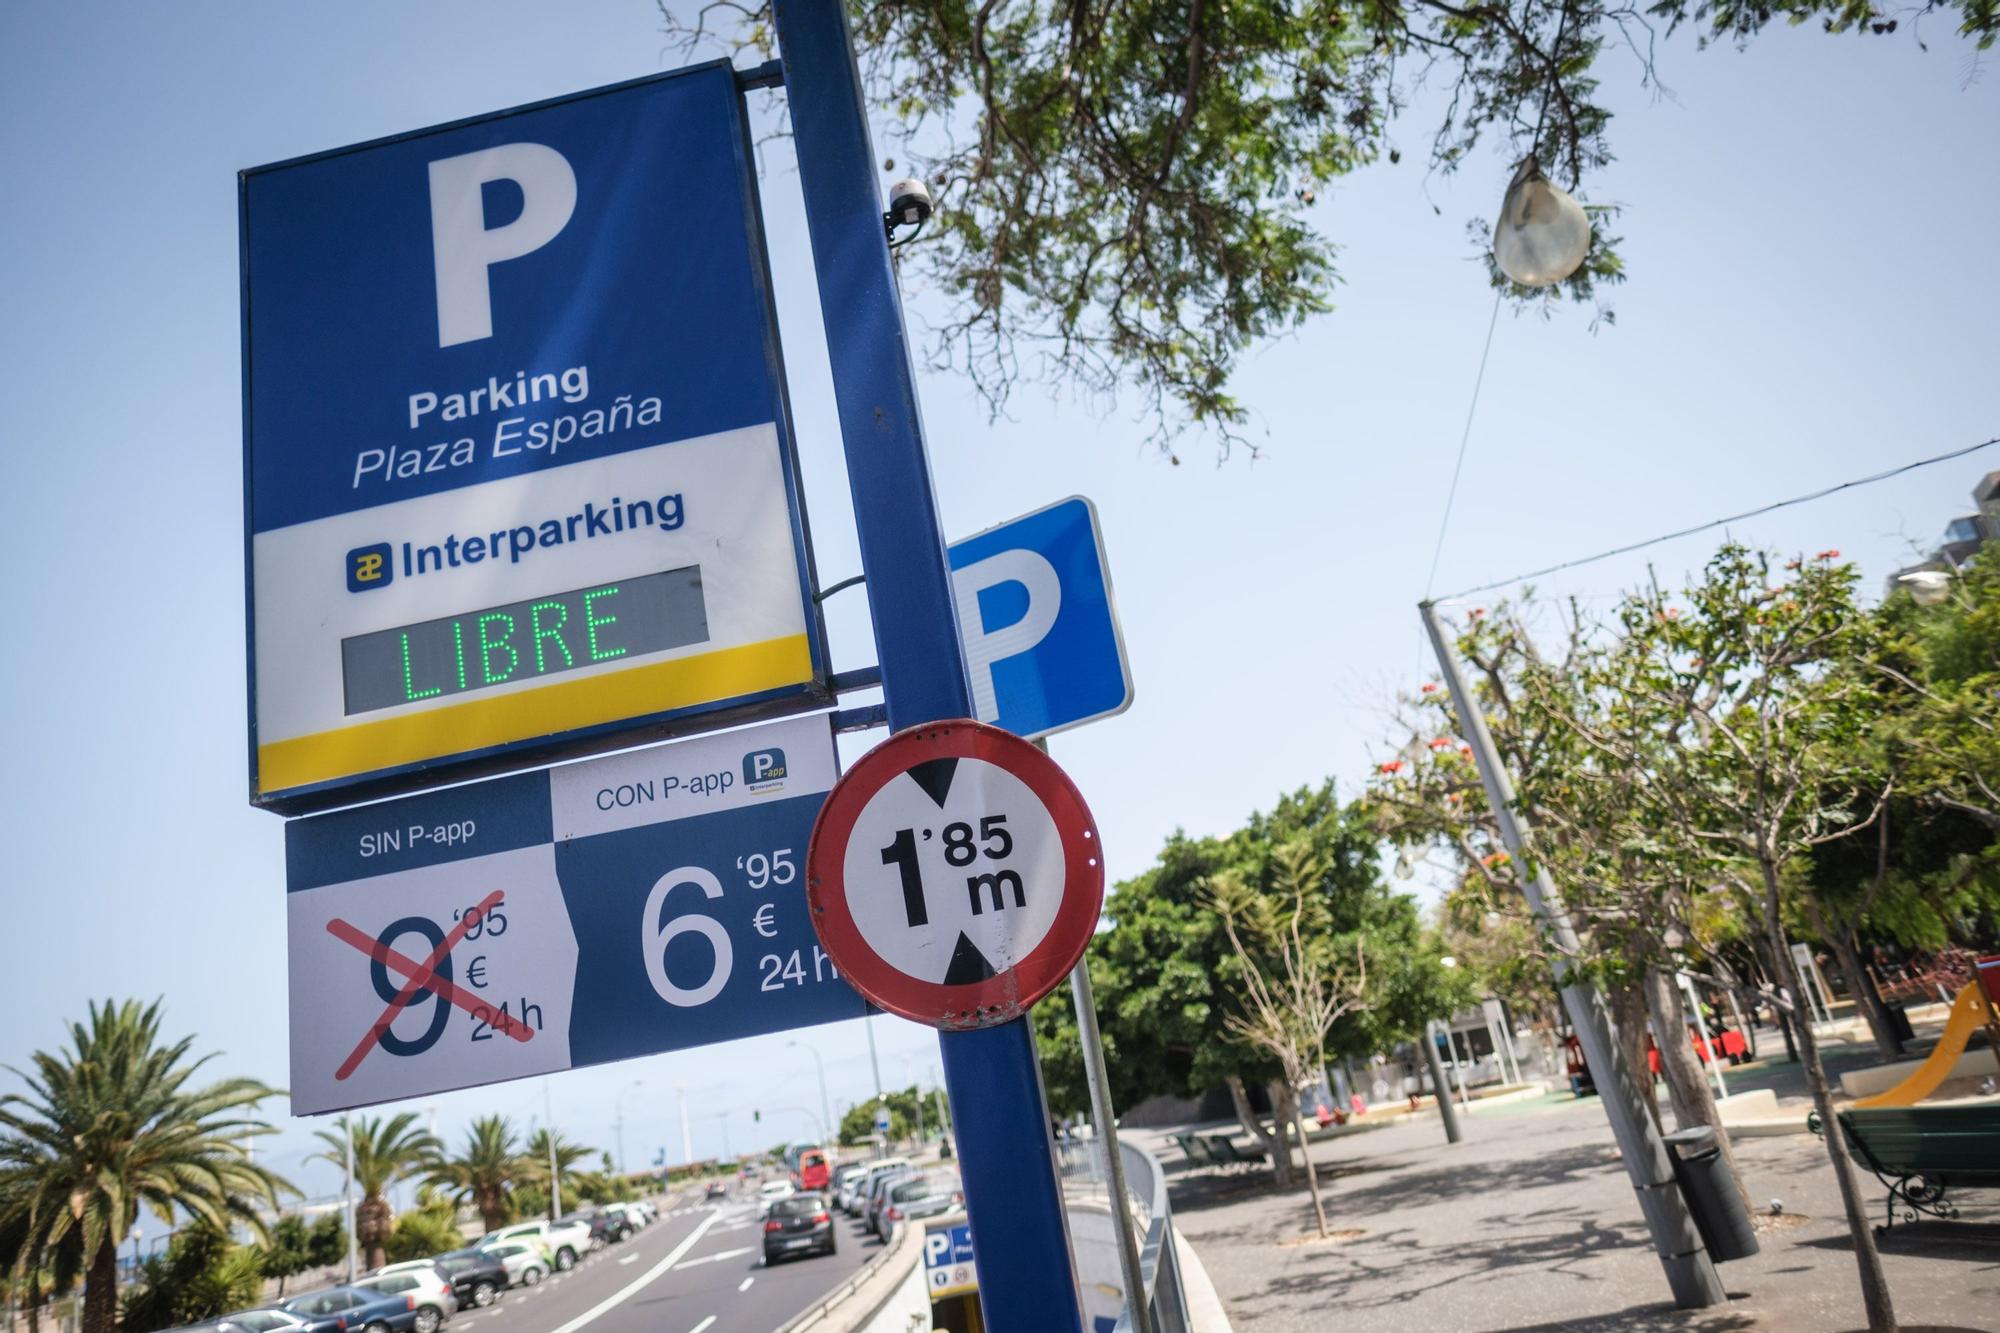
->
(942, 932), (996, 986)
(906, 758), (958, 808)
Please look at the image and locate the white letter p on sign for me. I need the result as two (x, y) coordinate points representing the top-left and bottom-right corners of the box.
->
(952, 549), (1062, 725)
(428, 143), (577, 348)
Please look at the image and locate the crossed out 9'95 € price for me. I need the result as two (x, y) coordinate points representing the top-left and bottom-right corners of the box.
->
(285, 714), (863, 1115)
(806, 719), (1105, 1030)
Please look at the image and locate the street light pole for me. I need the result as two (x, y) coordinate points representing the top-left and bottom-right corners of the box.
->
(903, 1053), (927, 1148)
(675, 1084), (692, 1166)
(342, 1115), (357, 1284)
(1421, 600), (1724, 1309)
(863, 1012), (886, 1157)
(543, 1079), (561, 1222)
(788, 1041), (835, 1150)
(614, 1080), (643, 1177)
(1422, 1022), (1463, 1144)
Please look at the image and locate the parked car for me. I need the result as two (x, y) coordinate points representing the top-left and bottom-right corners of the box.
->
(756, 1178), (796, 1213)
(422, 1250), (509, 1309)
(830, 1164), (866, 1211)
(615, 1198), (657, 1224)
(875, 1173), (961, 1234)
(276, 1284), (438, 1333)
(865, 1166), (923, 1236)
(483, 1241), (550, 1289)
(847, 1157), (910, 1217)
(762, 1192), (837, 1263)
(356, 1266), (457, 1328)
(477, 1216), (588, 1270)
(208, 1315), (309, 1333)
(587, 1205), (638, 1245)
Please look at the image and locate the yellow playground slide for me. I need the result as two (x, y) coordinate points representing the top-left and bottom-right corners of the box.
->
(1851, 985), (2000, 1109)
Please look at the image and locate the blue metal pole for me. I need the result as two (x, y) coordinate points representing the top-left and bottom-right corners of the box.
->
(767, 2), (1085, 1327)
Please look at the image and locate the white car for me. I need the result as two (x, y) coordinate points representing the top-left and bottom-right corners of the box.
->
(848, 1157), (911, 1217)
(832, 1165), (868, 1213)
(357, 1265), (458, 1326)
(213, 1314), (309, 1333)
(482, 1241), (548, 1288)
(757, 1178), (796, 1213)
(478, 1217), (589, 1271)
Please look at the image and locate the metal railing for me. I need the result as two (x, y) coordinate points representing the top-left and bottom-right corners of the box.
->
(1057, 1137), (1193, 1333)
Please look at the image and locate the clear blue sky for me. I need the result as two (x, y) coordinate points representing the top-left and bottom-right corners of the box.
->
(1, 2), (1994, 1207)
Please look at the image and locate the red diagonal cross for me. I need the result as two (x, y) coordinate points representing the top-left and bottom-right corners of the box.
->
(327, 890), (534, 1081)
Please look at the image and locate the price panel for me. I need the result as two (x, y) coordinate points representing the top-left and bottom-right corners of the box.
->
(285, 714), (862, 1114)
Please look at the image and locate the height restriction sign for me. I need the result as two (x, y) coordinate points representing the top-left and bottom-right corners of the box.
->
(805, 720), (1104, 1028)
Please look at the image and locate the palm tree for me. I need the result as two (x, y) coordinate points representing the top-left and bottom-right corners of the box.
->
(0, 1000), (289, 1333)
(520, 1129), (595, 1221)
(310, 1113), (441, 1271)
(427, 1116), (521, 1235)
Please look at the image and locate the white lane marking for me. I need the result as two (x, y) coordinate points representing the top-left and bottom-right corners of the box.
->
(672, 1246), (754, 1268)
(689, 1318), (717, 1333)
(617, 1254), (638, 1265)
(545, 1209), (725, 1333)
(737, 1276), (754, 1293)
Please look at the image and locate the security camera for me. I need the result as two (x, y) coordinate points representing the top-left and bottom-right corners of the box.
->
(884, 178), (933, 232)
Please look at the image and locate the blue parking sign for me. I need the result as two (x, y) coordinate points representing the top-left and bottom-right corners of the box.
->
(241, 63), (828, 812)
(947, 497), (1133, 740)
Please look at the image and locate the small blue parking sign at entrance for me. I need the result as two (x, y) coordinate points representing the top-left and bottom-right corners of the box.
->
(947, 497), (1133, 740)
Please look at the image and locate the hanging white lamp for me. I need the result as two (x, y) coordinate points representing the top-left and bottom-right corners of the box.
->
(1492, 156), (1592, 287)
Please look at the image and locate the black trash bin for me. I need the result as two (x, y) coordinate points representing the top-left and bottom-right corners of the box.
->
(1662, 1126), (1759, 1261)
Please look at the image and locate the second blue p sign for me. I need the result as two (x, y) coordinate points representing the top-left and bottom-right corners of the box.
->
(947, 496), (1134, 741)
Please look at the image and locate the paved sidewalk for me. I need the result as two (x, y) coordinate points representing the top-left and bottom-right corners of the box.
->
(1135, 1094), (1998, 1332)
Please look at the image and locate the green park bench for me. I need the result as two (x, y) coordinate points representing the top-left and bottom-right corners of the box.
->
(1825, 1104), (2000, 1234)
(1170, 1132), (1270, 1171)
(1172, 1132), (1219, 1168)
(1203, 1133), (1269, 1168)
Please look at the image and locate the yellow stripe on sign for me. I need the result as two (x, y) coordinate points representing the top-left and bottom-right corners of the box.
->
(258, 635), (815, 794)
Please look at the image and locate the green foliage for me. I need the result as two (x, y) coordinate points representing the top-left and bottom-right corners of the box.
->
(383, 1193), (465, 1264)
(836, 1086), (947, 1147)
(662, 0), (1990, 450)
(520, 1129), (597, 1214)
(0, 999), (289, 1333)
(311, 1112), (441, 1269)
(427, 1116), (523, 1235)
(1035, 782), (1457, 1115)
(260, 1215), (315, 1297)
(310, 1113), (441, 1201)
(120, 1223), (265, 1333)
(304, 1213), (346, 1271)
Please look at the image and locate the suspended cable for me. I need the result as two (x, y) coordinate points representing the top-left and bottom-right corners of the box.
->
(1423, 291), (1506, 601)
(1433, 435), (2000, 602)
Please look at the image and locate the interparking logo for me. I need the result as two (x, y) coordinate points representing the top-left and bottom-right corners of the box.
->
(743, 748), (787, 789)
(346, 543), (393, 593)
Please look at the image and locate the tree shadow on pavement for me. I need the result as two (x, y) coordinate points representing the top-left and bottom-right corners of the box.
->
(1795, 1219), (2000, 1264)
(1167, 1158), (1399, 1214)
(1471, 1304), (1762, 1332)
(1209, 1203), (1655, 1320)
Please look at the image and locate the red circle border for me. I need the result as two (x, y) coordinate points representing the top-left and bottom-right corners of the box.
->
(806, 719), (1105, 1029)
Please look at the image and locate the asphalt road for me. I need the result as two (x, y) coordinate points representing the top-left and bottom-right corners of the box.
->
(455, 1193), (884, 1333)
